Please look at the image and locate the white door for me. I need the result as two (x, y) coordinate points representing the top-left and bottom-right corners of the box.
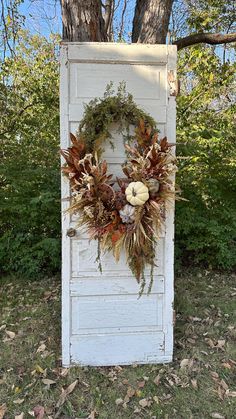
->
(60, 43), (177, 366)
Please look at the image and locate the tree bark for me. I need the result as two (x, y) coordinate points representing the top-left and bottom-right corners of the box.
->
(61, 0), (107, 42)
(174, 32), (236, 50)
(132, 0), (173, 44)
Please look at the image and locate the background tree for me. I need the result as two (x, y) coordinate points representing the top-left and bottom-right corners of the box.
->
(59, 0), (236, 48)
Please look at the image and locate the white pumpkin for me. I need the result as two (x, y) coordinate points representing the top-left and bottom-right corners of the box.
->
(125, 181), (149, 206)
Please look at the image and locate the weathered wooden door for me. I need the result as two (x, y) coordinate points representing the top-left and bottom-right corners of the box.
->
(60, 43), (177, 366)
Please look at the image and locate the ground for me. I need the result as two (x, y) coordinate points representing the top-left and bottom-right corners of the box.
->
(0, 270), (236, 419)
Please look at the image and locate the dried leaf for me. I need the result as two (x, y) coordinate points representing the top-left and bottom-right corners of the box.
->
(15, 413), (24, 419)
(216, 339), (225, 350)
(221, 362), (231, 369)
(227, 391), (236, 397)
(0, 404), (7, 419)
(153, 396), (159, 404)
(137, 380), (146, 388)
(219, 379), (228, 391)
(217, 386), (225, 400)
(56, 380), (78, 408)
(36, 344), (46, 353)
(5, 330), (15, 339)
(87, 410), (97, 419)
(205, 338), (215, 348)
(211, 413), (225, 419)
(180, 358), (192, 369)
(139, 398), (152, 408)
(126, 387), (135, 398)
(153, 374), (161, 386)
(42, 379), (56, 386)
(60, 368), (69, 377)
(211, 371), (219, 379)
(33, 405), (45, 419)
(191, 379), (198, 389)
(115, 398), (123, 406)
(13, 399), (24, 405)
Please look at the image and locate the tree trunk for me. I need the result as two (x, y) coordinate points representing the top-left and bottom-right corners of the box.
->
(61, 0), (107, 42)
(132, 0), (173, 44)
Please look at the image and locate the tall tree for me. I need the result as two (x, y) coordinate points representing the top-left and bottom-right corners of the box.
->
(60, 0), (107, 42)
(59, 0), (236, 49)
(132, 0), (173, 44)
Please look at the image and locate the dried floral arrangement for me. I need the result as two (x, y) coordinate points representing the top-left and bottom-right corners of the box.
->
(61, 84), (178, 293)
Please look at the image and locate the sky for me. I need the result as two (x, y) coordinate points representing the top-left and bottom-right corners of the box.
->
(19, 0), (62, 37)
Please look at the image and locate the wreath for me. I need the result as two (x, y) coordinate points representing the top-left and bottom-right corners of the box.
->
(61, 85), (178, 294)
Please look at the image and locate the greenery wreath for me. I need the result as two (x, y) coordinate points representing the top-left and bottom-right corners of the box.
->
(61, 84), (178, 294)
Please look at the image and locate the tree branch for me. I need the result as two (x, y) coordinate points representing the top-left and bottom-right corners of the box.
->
(174, 32), (236, 50)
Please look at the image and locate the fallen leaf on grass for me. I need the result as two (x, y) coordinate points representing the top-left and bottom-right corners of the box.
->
(137, 380), (146, 388)
(217, 379), (229, 400)
(33, 405), (45, 419)
(115, 398), (123, 406)
(153, 374), (161, 386)
(15, 413), (24, 419)
(211, 371), (219, 380)
(221, 362), (231, 369)
(5, 330), (15, 339)
(126, 387), (135, 398)
(211, 413), (225, 419)
(205, 338), (215, 348)
(0, 325), (6, 331)
(191, 316), (202, 322)
(42, 379), (56, 386)
(191, 379), (198, 389)
(56, 380), (78, 408)
(161, 393), (172, 401)
(139, 398), (152, 408)
(180, 358), (193, 369)
(219, 379), (228, 392)
(153, 396), (159, 404)
(122, 379), (129, 385)
(36, 344), (46, 353)
(13, 399), (24, 405)
(134, 407), (141, 413)
(60, 368), (69, 377)
(226, 391), (236, 397)
(0, 404), (7, 419)
(87, 410), (97, 419)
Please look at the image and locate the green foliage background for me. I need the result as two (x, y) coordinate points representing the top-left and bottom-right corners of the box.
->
(0, 30), (235, 278)
(175, 45), (236, 270)
(0, 33), (61, 277)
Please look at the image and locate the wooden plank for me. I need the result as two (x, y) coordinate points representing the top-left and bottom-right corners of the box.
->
(69, 63), (166, 103)
(60, 45), (71, 367)
(71, 237), (165, 277)
(71, 293), (163, 333)
(70, 331), (165, 366)
(70, 276), (165, 295)
(66, 42), (168, 64)
(162, 45), (177, 359)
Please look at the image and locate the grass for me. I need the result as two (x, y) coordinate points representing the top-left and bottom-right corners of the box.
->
(0, 270), (236, 418)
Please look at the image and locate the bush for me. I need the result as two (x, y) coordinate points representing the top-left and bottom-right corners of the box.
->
(175, 47), (236, 270)
(0, 33), (61, 279)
